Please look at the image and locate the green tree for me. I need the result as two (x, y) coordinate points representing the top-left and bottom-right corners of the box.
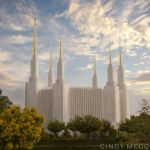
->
(47, 119), (65, 138)
(100, 119), (112, 137)
(0, 89), (13, 114)
(119, 99), (150, 143)
(119, 114), (150, 143)
(67, 115), (103, 145)
(0, 105), (44, 150)
(60, 128), (72, 139)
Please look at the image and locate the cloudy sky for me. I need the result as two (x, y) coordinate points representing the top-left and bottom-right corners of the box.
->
(0, 0), (150, 115)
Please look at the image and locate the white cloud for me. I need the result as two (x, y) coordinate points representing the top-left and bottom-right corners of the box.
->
(141, 87), (150, 93)
(15, 0), (40, 18)
(0, 72), (23, 90)
(75, 64), (93, 71)
(0, 35), (33, 45)
(63, 0), (115, 36)
(0, 48), (11, 63)
(54, 0), (150, 62)
(133, 63), (139, 66)
(127, 72), (150, 85)
(125, 70), (132, 74)
(0, 0), (41, 31)
(135, 70), (149, 75)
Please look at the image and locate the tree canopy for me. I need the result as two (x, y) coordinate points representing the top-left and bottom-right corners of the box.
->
(47, 119), (65, 137)
(99, 119), (113, 138)
(67, 115), (103, 144)
(0, 89), (13, 114)
(0, 105), (44, 150)
(119, 99), (150, 143)
(101, 119), (111, 132)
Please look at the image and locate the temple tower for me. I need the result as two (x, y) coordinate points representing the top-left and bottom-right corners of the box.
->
(52, 35), (69, 123)
(48, 48), (54, 88)
(118, 42), (125, 89)
(102, 45), (120, 129)
(25, 18), (44, 108)
(92, 56), (98, 88)
(118, 42), (130, 121)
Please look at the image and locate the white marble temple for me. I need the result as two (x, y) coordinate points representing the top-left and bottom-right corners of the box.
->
(25, 29), (130, 130)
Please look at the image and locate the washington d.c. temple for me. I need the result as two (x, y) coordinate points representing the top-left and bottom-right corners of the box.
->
(25, 19), (130, 129)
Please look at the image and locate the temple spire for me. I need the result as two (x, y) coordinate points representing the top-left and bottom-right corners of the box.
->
(48, 47), (54, 87)
(94, 56), (96, 74)
(109, 44), (112, 64)
(33, 18), (37, 56)
(60, 35), (62, 59)
(50, 48), (52, 70)
(92, 55), (98, 88)
(119, 41), (122, 66)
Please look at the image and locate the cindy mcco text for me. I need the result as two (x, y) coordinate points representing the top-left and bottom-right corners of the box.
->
(99, 144), (149, 149)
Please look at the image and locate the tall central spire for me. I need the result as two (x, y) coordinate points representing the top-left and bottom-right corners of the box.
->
(109, 44), (112, 64)
(119, 41), (122, 66)
(50, 48), (52, 70)
(60, 35), (62, 59)
(94, 56), (96, 74)
(48, 47), (54, 87)
(33, 18), (37, 56)
(92, 55), (98, 88)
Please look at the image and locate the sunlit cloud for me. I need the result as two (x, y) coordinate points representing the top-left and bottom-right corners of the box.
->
(75, 64), (93, 71)
(127, 72), (150, 85)
(141, 87), (150, 93)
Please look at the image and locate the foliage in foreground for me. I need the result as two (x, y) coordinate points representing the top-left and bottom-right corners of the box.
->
(0, 105), (44, 150)
(0, 89), (13, 114)
(67, 115), (103, 145)
(119, 99), (150, 143)
(100, 119), (114, 138)
(47, 119), (65, 138)
(119, 114), (150, 143)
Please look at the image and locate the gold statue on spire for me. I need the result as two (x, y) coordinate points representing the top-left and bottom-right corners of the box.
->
(33, 18), (37, 56)
(109, 44), (112, 64)
(60, 35), (62, 59)
(119, 41), (122, 66)
(34, 18), (36, 25)
(94, 55), (96, 74)
(50, 48), (52, 70)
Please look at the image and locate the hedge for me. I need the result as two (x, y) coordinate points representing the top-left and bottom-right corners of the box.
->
(35, 138), (118, 146)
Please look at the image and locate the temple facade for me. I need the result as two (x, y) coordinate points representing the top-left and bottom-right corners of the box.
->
(25, 19), (130, 129)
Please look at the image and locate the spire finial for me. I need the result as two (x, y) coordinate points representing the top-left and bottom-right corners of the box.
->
(94, 55), (96, 74)
(109, 43), (112, 64)
(50, 47), (52, 70)
(33, 18), (37, 56)
(60, 35), (62, 59)
(119, 41), (122, 66)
